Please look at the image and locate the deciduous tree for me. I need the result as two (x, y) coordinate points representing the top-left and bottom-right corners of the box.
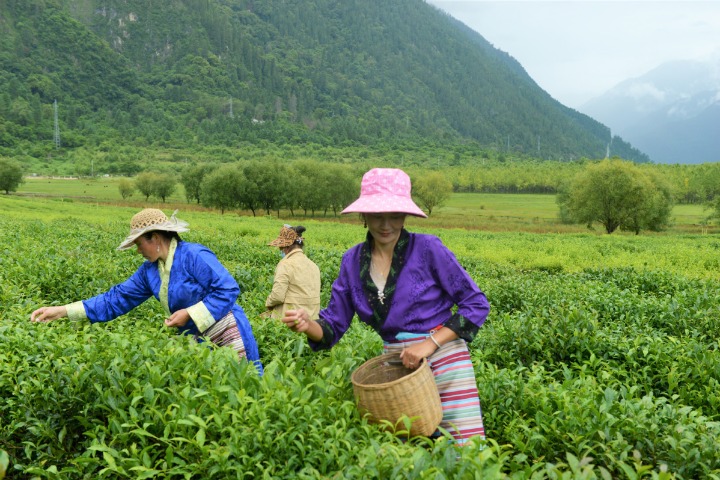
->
(182, 163), (216, 204)
(200, 164), (242, 214)
(0, 157), (23, 194)
(621, 169), (673, 234)
(241, 161), (280, 216)
(558, 159), (672, 234)
(153, 175), (177, 203)
(293, 160), (327, 216)
(134, 172), (157, 201)
(283, 165), (310, 216)
(118, 178), (134, 199)
(412, 171), (452, 216)
(323, 164), (358, 216)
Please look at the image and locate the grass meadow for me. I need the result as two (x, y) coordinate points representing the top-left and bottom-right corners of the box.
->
(15, 177), (716, 234)
(2, 188), (720, 478)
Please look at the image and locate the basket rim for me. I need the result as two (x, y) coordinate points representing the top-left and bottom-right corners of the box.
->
(351, 353), (430, 390)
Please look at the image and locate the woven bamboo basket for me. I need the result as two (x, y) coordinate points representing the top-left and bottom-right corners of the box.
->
(351, 353), (442, 437)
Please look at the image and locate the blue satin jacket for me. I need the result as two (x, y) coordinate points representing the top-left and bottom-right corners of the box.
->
(80, 241), (261, 365)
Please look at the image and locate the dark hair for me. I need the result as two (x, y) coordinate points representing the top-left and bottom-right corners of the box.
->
(288, 225), (306, 250)
(143, 230), (181, 242)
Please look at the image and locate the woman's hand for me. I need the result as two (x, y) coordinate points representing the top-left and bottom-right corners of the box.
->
(30, 306), (68, 323)
(165, 309), (191, 328)
(281, 308), (310, 333)
(280, 308), (325, 342)
(399, 341), (436, 369)
(400, 328), (456, 368)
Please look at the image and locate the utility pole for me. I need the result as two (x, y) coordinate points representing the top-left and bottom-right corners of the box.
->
(53, 100), (60, 149)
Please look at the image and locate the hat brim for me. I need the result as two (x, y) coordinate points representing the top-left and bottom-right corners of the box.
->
(268, 238), (293, 247)
(117, 223), (190, 250)
(341, 195), (427, 218)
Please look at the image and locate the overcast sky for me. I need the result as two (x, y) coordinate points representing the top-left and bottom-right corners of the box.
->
(426, 1), (720, 109)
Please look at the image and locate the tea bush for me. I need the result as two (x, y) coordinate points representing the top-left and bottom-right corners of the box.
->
(2, 199), (719, 478)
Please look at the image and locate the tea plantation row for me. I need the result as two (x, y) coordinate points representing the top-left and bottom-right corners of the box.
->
(1, 199), (719, 478)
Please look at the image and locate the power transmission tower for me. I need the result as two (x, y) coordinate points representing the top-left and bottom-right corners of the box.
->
(53, 100), (61, 149)
(229, 97), (234, 118)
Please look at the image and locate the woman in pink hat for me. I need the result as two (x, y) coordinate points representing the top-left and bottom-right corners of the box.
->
(281, 168), (490, 446)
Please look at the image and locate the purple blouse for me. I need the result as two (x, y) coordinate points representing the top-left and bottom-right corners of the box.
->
(313, 231), (490, 349)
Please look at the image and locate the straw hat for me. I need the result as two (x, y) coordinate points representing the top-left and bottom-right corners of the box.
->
(268, 225), (302, 248)
(341, 168), (427, 218)
(117, 208), (189, 250)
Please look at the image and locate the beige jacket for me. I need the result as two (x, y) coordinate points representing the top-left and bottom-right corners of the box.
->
(265, 249), (321, 319)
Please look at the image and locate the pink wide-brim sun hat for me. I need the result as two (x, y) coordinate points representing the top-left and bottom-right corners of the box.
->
(341, 168), (427, 218)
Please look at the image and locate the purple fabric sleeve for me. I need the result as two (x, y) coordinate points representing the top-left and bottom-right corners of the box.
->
(311, 233), (490, 349)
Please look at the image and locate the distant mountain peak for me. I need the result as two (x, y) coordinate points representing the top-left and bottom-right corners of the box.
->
(581, 57), (720, 163)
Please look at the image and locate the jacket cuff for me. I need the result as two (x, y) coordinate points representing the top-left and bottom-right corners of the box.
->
(308, 319), (335, 351)
(445, 313), (480, 343)
(187, 301), (215, 333)
(65, 301), (87, 321)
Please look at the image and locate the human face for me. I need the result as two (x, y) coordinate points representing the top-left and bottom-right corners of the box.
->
(365, 213), (406, 248)
(134, 233), (161, 262)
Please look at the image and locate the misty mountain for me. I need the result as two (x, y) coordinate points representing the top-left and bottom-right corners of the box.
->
(581, 58), (720, 164)
(0, 0), (648, 163)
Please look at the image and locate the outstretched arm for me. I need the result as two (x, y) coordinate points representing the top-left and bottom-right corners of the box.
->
(30, 305), (68, 323)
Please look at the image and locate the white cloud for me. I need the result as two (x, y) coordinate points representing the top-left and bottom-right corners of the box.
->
(625, 83), (666, 102)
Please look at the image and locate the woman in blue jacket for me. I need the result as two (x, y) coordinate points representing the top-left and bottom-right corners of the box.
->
(31, 208), (263, 374)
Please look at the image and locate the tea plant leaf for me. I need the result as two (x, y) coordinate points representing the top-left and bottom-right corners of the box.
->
(195, 428), (205, 447)
(0, 450), (8, 480)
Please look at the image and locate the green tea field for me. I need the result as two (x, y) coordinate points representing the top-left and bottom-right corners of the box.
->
(2, 196), (720, 479)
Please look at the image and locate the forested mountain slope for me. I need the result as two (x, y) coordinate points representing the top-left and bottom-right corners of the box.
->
(0, 0), (649, 163)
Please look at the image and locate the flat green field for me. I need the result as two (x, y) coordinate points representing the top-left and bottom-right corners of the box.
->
(18, 176), (188, 204)
(14, 177), (714, 234)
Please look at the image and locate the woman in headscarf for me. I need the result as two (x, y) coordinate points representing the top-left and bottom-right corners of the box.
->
(265, 224), (321, 320)
(281, 168), (489, 445)
(30, 208), (263, 374)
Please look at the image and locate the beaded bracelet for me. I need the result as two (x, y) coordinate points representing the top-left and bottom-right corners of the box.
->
(429, 333), (442, 349)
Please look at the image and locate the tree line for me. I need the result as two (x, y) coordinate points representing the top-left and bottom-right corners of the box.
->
(108, 160), (454, 218)
(443, 160), (720, 205)
(3, 155), (720, 234)
(108, 158), (720, 233)
(117, 160), (362, 217)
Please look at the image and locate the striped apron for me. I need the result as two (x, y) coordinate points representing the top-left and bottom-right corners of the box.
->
(384, 332), (485, 445)
(196, 311), (247, 361)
